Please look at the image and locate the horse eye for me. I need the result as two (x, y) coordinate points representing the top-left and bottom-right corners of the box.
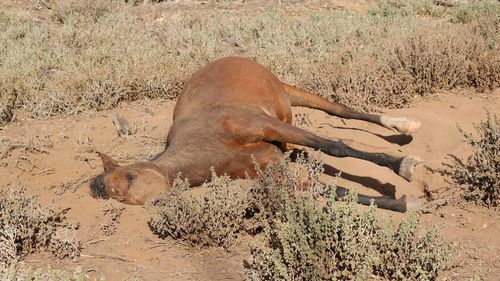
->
(125, 172), (137, 188)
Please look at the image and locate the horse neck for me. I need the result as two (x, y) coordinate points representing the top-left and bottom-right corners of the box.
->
(150, 147), (191, 184)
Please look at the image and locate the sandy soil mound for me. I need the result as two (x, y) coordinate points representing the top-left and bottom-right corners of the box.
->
(1, 90), (499, 280)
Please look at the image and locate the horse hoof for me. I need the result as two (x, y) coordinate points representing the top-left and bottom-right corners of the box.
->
(393, 194), (421, 212)
(400, 120), (421, 135)
(399, 156), (424, 182)
(382, 116), (421, 135)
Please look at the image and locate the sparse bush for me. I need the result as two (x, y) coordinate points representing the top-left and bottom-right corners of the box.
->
(368, 0), (445, 18)
(245, 190), (453, 281)
(99, 202), (125, 236)
(147, 171), (249, 248)
(0, 186), (80, 266)
(249, 152), (326, 223)
(445, 110), (499, 207)
(370, 0), (500, 24)
(0, 264), (86, 281)
(450, 1), (500, 24)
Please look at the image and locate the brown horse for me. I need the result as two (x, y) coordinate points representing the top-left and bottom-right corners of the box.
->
(96, 56), (423, 212)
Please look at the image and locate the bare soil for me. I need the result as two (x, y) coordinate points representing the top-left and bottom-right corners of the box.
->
(1, 89), (499, 280)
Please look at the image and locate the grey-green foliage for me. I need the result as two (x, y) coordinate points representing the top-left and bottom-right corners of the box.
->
(445, 110), (500, 208)
(245, 190), (453, 281)
(369, 0), (500, 24)
(0, 264), (87, 281)
(368, 0), (446, 18)
(450, 1), (500, 24)
(148, 170), (249, 248)
(0, 187), (80, 266)
(248, 152), (326, 224)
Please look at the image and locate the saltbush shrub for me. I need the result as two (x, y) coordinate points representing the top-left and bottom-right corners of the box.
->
(0, 264), (86, 281)
(148, 171), (249, 249)
(248, 152), (326, 223)
(445, 110), (499, 207)
(0, 186), (80, 266)
(245, 190), (453, 281)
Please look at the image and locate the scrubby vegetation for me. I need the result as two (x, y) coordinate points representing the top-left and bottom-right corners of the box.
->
(148, 154), (453, 279)
(369, 0), (500, 23)
(445, 110), (500, 208)
(245, 191), (452, 281)
(147, 153), (325, 248)
(148, 171), (249, 249)
(0, 186), (80, 267)
(1, 0), (499, 124)
(248, 152), (326, 224)
(0, 264), (86, 281)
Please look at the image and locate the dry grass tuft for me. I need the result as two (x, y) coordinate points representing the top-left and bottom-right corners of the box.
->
(0, 135), (52, 161)
(0, 186), (80, 266)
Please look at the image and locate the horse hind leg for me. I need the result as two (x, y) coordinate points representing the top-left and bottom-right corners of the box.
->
(335, 187), (420, 213)
(236, 114), (423, 182)
(282, 83), (421, 135)
(281, 150), (420, 212)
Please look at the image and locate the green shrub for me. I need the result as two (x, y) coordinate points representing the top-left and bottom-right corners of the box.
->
(445, 110), (499, 207)
(245, 190), (453, 281)
(0, 186), (80, 266)
(147, 171), (249, 249)
(248, 152), (326, 223)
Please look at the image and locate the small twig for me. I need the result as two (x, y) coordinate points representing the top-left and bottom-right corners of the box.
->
(34, 168), (56, 175)
(146, 241), (169, 250)
(38, 0), (52, 10)
(85, 158), (95, 169)
(413, 93), (439, 104)
(421, 197), (450, 213)
(113, 114), (136, 136)
(0, 144), (17, 160)
(15, 154), (38, 172)
(73, 174), (92, 189)
(83, 238), (107, 246)
(81, 253), (134, 262)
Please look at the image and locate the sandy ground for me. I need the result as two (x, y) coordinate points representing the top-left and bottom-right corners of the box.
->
(1, 89), (499, 280)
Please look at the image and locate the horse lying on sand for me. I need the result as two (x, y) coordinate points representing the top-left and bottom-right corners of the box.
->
(96, 56), (423, 212)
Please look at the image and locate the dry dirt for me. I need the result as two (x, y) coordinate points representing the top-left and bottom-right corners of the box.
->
(1, 89), (499, 280)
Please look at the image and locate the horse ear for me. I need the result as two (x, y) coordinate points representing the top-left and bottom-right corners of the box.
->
(97, 151), (120, 173)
